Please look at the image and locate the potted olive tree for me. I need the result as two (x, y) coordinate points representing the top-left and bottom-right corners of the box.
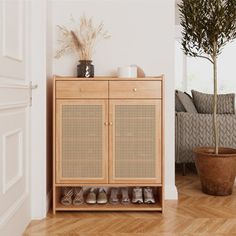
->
(178, 0), (236, 195)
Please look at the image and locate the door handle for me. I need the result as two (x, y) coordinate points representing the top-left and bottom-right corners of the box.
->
(29, 81), (38, 106)
(30, 84), (38, 90)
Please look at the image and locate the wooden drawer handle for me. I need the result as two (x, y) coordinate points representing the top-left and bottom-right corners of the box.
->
(133, 88), (137, 92)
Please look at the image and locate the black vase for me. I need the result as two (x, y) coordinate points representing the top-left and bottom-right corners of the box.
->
(77, 60), (94, 78)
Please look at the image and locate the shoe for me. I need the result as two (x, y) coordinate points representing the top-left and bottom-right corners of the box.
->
(144, 187), (155, 204)
(132, 187), (143, 204)
(86, 188), (97, 204)
(61, 187), (73, 206)
(109, 188), (119, 204)
(73, 187), (84, 205)
(121, 187), (130, 204)
(97, 188), (108, 204)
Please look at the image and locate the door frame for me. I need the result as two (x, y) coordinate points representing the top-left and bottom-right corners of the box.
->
(30, 0), (48, 219)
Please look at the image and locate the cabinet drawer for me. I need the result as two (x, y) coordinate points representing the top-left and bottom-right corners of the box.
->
(109, 81), (162, 99)
(56, 81), (108, 99)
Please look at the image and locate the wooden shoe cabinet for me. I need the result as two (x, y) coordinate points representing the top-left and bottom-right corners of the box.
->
(53, 75), (165, 213)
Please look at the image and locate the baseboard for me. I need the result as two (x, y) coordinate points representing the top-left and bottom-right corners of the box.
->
(46, 189), (52, 213)
(165, 185), (178, 200)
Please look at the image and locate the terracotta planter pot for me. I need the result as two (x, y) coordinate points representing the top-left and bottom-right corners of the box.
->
(193, 147), (236, 196)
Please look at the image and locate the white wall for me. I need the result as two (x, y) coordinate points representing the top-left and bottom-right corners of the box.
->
(30, 0), (48, 219)
(175, 5), (236, 95)
(175, 39), (236, 95)
(49, 0), (177, 199)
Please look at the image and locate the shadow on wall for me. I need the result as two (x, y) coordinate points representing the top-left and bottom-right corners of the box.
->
(47, 77), (53, 208)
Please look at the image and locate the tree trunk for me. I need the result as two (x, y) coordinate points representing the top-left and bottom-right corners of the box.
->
(213, 55), (219, 154)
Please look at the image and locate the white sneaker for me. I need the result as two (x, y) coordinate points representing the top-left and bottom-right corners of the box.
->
(144, 187), (155, 204)
(132, 187), (143, 204)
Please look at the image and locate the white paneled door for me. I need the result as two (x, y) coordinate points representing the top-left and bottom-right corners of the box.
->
(0, 0), (32, 235)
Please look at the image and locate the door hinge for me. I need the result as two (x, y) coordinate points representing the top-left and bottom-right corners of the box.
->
(29, 81), (38, 106)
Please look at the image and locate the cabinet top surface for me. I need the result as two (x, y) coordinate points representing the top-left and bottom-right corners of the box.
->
(54, 75), (164, 81)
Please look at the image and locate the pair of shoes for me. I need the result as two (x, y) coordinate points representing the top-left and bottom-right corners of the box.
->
(132, 187), (155, 204)
(86, 188), (107, 204)
(109, 187), (130, 204)
(61, 187), (84, 206)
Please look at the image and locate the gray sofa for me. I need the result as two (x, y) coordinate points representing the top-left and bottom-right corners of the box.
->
(175, 90), (236, 169)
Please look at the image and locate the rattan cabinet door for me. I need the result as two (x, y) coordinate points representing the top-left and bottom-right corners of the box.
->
(109, 100), (162, 184)
(56, 100), (108, 183)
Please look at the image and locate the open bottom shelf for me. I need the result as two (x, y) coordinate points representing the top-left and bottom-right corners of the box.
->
(54, 186), (163, 213)
(56, 202), (162, 212)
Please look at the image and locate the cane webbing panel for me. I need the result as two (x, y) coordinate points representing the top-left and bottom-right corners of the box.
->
(61, 105), (103, 178)
(114, 105), (156, 178)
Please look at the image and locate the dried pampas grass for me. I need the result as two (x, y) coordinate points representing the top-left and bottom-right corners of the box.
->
(55, 15), (111, 60)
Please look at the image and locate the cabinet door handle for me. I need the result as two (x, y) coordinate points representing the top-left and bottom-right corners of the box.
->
(104, 122), (109, 126)
(109, 122), (113, 126)
(133, 88), (137, 92)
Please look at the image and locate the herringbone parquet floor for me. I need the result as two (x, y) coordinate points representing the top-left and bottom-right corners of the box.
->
(23, 172), (236, 236)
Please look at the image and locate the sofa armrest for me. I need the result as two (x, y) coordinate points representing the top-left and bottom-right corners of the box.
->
(175, 112), (236, 163)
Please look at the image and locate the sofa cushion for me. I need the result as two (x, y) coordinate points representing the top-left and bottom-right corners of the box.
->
(191, 90), (235, 114)
(175, 92), (186, 112)
(175, 90), (198, 113)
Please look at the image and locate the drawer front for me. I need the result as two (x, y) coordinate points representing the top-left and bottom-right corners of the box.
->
(109, 81), (162, 99)
(56, 81), (108, 99)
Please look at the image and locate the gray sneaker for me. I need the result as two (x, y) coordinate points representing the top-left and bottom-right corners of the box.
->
(144, 187), (155, 204)
(86, 188), (97, 204)
(109, 188), (119, 204)
(121, 187), (130, 204)
(132, 187), (143, 204)
(97, 188), (108, 204)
